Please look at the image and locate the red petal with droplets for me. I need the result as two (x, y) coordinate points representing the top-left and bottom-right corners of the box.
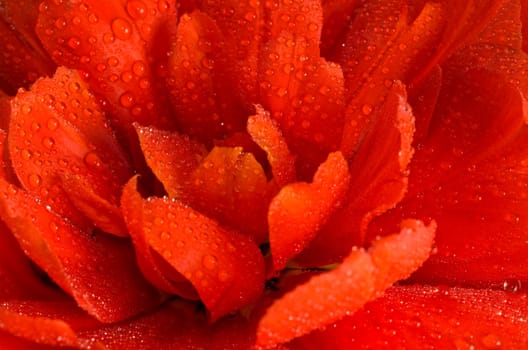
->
(296, 83), (415, 267)
(0, 20), (53, 94)
(247, 105), (296, 187)
(121, 178), (265, 321)
(35, 0), (177, 135)
(288, 286), (528, 349)
(121, 176), (200, 298)
(187, 146), (270, 243)
(335, 0), (504, 157)
(257, 219), (435, 348)
(320, 0), (359, 56)
(9, 67), (131, 236)
(167, 11), (244, 145)
(370, 54), (528, 286)
(0, 178), (162, 323)
(135, 124), (206, 200)
(258, 0), (345, 179)
(268, 152), (350, 271)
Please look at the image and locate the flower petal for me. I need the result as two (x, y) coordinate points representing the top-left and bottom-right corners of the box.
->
(336, 0), (504, 157)
(9, 67), (131, 236)
(167, 10), (244, 145)
(258, 0), (345, 178)
(268, 151), (350, 272)
(35, 0), (177, 134)
(287, 285), (528, 349)
(371, 59), (528, 286)
(247, 105), (296, 187)
(0, 179), (162, 323)
(187, 146), (270, 243)
(121, 177), (265, 322)
(257, 219), (435, 347)
(0, 1), (55, 93)
(295, 82), (415, 267)
(135, 124), (207, 200)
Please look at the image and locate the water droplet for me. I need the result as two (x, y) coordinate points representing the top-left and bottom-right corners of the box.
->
(28, 174), (42, 188)
(132, 61), (146, 76)
(119, 92), (134, 107)
(21, 105), (32, 114)
(361, 104), (373, 115)
(202, 255), (218, 270)
(126, 0), (147, 18)
(47, 118), (59, 130)
(83, 151), (102, 168)
(42, 137), (55, 149)
(67, 37), (81, 49)
(160, 231), (171, 240)
(481, 334), (502, 348)
(176, 240), (185, 248)
(111, 18), (132, 40)
(157, 0), (170, 12)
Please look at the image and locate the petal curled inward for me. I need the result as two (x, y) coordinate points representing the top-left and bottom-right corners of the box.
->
(268, 151), (350, 272)
(122, 177), (266, 321)
(9, 67), (131, 236)
(257, 220), (436, 348)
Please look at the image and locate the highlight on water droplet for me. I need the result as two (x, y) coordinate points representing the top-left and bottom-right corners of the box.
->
(111, 18), (133, 40)
(202, 254), (218, 270)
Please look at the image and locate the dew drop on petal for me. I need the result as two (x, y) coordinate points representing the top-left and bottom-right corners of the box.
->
(202, 254), (218, 270)
(126, 0), (148, 18)
(83, 151), (102, 168)
(111, 18), (133, 40)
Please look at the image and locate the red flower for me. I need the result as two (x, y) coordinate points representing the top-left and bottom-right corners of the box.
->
(0, 0), (527, 348)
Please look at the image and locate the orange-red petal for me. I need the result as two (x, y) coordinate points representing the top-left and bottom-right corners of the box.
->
(287, 285), (528, 349)
(9, 67), (131, 236)
(187, 146), (270, 243)
(258, 0), (345, 178)
(257, 219), (435, 347)
(268, 151), (350, 271)
(0, 179), (161, 323)
(371, 55), (528, 286)
(296, 83), (415, 267)
(36, 0), (177, 134)
(121, 178), (265, 321)
(135, 124), (206, 200)
(247, 106), (296, 187)
(167, 10), (244, 145)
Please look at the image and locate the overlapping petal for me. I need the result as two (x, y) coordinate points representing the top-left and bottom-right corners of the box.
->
(257, 220), (435, 348)
(9, 67), (131, 236)
(122, 176), (265, 321)
(36, 0), (177, 135)
(0, 177), (161, 323)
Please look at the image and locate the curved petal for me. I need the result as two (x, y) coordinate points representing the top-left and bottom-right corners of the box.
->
(36, 0), (177, 134)
(258, 0), (345, 179)
(247, 105), (296, 187)
(296, 82), (415, 267)
(336, 0), (504, 157)
(371, 61), (528, 286)
(287, 285), (528, 349)
(268, 151), (350, 272)
(0, 178), (162, 323)
(257, 219), (435, 348)
(167, 10), (245, 145)
(135, 124), (207, 200)
(0, 1), (55, 93)
(121, 177), (265, 322)
(9, 67), (131, 236)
